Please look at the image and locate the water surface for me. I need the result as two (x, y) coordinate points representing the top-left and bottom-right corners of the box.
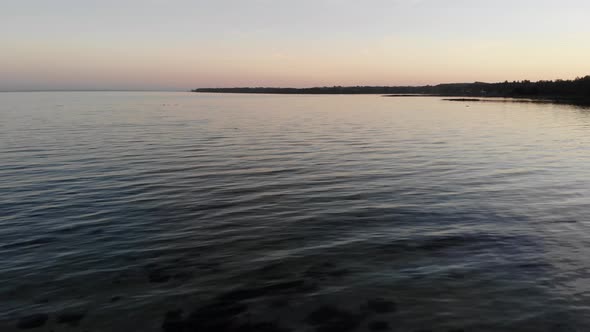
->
(1, 92), (590, 331)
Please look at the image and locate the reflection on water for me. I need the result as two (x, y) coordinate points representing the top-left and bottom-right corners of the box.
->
(1, 92), (590, 331)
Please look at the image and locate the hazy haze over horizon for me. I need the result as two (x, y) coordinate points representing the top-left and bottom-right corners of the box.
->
(2, 0), (590, 91)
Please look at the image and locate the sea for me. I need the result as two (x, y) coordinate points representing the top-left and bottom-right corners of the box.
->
(1, 92), (590, 331)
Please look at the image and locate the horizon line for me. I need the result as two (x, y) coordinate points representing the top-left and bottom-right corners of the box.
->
(4, 75), (588, 93)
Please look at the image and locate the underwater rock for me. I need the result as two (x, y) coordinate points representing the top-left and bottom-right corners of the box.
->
(307, 305), (363, 332)
(367, 298), (396, 313)
(369, 320), (390, 331)
(148, 269), (172, 283)
(16, 313), (49, 329)
(57, 310), (86, 326)
(161, 309), (184, 332)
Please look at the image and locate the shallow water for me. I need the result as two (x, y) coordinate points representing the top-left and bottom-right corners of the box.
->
(1, 92), (590, 331)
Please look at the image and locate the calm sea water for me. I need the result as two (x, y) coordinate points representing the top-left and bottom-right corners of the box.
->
(1, 92), (590, 331)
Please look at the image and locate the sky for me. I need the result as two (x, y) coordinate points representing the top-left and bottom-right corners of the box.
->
(2, 0), (590, 91)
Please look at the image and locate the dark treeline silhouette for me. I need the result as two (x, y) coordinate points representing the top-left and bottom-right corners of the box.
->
(193, 76), (590, 102)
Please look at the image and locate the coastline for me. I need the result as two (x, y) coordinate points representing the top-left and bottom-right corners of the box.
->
(387, 95), (590, 107)
(193, 76), (590, 106)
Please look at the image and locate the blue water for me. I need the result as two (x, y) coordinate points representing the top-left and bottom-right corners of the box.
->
(1, 92), (590, 331)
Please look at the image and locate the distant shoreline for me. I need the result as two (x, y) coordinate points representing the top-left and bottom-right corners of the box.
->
(193, 76), (590, 106)
(439, 97), (590, 106)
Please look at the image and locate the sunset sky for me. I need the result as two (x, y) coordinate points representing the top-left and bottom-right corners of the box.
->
(2, 0), (590, 91)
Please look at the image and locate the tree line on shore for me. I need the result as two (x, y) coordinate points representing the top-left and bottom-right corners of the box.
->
(193, 76), (590, 100)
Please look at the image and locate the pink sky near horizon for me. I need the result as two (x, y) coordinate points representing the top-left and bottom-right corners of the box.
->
(2, 0), (590, 91)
